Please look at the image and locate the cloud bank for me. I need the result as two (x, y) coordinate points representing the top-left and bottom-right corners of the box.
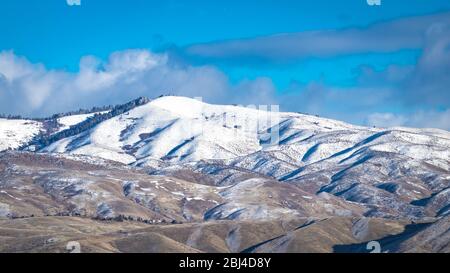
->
(186, 11), (450, 62)
(0, 12), (449, 130)
(276, 21), (450, 130)
(0, 50), (276, 118)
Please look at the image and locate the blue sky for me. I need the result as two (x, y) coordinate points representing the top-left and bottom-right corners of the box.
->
(1, 0), (450, 129)
(2, 0), (448, 69)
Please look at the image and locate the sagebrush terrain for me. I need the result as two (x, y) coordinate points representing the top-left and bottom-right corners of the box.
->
(0, 96), (449, 253)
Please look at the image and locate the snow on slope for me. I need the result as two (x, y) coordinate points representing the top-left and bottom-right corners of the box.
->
(40, 96), (450, 195)
(56, 112), (107, 133)
(42, 96), (365, 164)
(2, 96), (450, 220)
(0, 119), (42, 151)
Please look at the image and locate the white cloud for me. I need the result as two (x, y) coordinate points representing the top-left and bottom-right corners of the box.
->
(186, 12), (450, 61)
(0, 49), (277, 118)
(0, 51), (40, 81)
(408, 109), (450, 130)
(275, 20), (450, 130)
(367, 110), (450, 130)
(366, 113), (409, 128)
(73, 50), (166, 92)
(66, 0), (81, 6)
(0, 26), (449, 132)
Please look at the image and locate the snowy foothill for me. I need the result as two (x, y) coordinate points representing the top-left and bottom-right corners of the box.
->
(0, 119), (42, 151)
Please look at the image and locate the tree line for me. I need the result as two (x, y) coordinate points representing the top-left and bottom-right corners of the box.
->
(27, 96), (151, 149)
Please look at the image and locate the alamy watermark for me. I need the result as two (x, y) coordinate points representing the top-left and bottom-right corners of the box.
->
(367, 0), (382, 6)
(66, 0), (81, 6)
(66, 241), (81, 253)
(182, 97), (281, 148)
(367, 241), (389, 253)
(66, 1), (380, 7)
(66, 240), (386, 253)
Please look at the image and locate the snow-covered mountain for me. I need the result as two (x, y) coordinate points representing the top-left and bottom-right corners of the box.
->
(27, 96), (447, 171)
(0, 112), (106, 151)
(40, 96), (371, 164)
(0, 119), (42, 151)
(0, 96), (449, 252)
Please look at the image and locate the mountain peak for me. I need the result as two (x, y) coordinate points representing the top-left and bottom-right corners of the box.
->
(149, 96), (210, 117)
(1, 95), (450, 229)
